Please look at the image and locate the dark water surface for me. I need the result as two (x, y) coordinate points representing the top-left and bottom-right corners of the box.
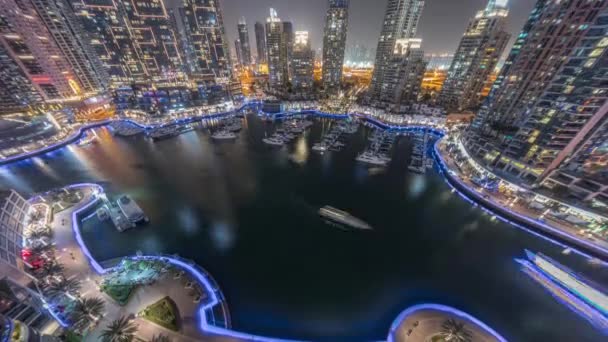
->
(2, 115), (607, 341)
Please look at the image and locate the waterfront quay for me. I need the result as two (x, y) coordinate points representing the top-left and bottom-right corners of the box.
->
(25, 184), (245, 341)
(434, 134), (608, 261)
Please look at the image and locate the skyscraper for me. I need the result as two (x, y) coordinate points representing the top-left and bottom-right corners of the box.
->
(472, 0), (608, 136)
(369, 0), (425, 104)
(234, 39), (243, 66)
(322, 0), (349, 90)
(0, 0), (81, 99)
(72, 0), (184, 85)
(170, 7), (198, 74)
(388, 38), (427, 108)
(237, 17), (252, 66)
(30, 0), (108, 93)
(0, 45), (43, 112)
(292, 31), (315, 92)
(70, 0), (142, 84)
(181, 0), (231, 82)
(463, 1), (608, 194)
(265, 8), (292, 92)
(254, 21), (267, 64)
(438, 0), (510, 112)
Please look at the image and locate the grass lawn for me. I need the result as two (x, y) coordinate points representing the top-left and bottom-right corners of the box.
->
(100, 283), (136, 306)
(64, 331), (83, 342)
(139, 296), (180, 331)
(430, 335), (447, 342)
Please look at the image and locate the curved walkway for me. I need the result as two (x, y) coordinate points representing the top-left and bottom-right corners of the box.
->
(432, 141), (608, 262)
(388, 304), (506, 342)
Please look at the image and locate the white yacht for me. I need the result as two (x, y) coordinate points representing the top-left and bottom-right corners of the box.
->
(263, 136), (284, 146)
(211, 130), (237, 140)
(319, 206), (372, 230)
(312, 143), (328, 152)
(356, 152), (388, 166)
(117, 195), (148, 224)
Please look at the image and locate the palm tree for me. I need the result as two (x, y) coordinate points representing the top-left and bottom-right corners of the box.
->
(27, 229), (50, 241)
(71, 297), (105, 332)
(100, 316), (138, 342)
(149, 335), (170, 342)
(440, 319), (473, 342)
(27, 210), (45, 225)
(45, 278), (81, 300)
(28, 243), (53, 256)
(37, 261), (65, 278)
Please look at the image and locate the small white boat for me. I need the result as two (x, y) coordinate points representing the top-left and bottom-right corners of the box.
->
(312, 143), (328, 152)
(211, 131), (237, 140)
(263, 136), (284, 146)
(319, 206), (372, 230)
(356, 152), (388, 166)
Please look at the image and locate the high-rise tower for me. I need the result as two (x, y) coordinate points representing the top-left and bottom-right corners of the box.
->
(30, 0), (108, 93)
(438, 0), (510, 112)
(369, 0), (425, 103)
(292, 31), (315, 92)
(462, 1), (608, 197)
(322, 0), (349, 90)
(237, 17), (252, 66)
(254, 21), (267, 64)
(265, 9), (292, 92)
(0, 0), (81, 99)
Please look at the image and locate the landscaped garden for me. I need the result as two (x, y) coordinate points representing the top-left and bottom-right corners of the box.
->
(99, 283), (136, 306)
(139, 296), (180, 331)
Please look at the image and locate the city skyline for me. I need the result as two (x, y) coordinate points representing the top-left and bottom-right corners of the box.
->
(218, 0), (536, 57)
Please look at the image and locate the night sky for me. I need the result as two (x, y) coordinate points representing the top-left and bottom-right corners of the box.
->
(218, 0), (536, 57)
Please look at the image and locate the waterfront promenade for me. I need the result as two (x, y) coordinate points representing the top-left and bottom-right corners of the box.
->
(38, 184), (246, 341)
(434, 137), (608, 261)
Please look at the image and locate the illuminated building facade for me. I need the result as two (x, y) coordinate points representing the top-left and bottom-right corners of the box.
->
(438, 0), (510, 112)
(73, 0), (227, 85)
(265, 8), (292, 92)
(0, 0), (81, 100)
(369, 0), (425, 104)
(292, 31), (315, 91)
(169, 7), (198, 74)
(322, 0), (349, 90)
(0, 191), (29, 272)
(71, 0), (183, 84)
(425, 53), (453, 71)
(181, 0), (231, 82)
(254, 21), (267, 64)
(30, 0), (108, 93)
(463, 3), (608, 203)
(383, 38), (426, 108)
(237, 17), (252, 66)
(234, 39), (242, 66)
(0, 45), (43, 112)
(472, 0), (608, 136)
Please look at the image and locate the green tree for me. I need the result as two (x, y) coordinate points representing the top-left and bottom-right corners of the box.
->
(45, 278), (81, 300)
(71, 297), (105, 332)
(440, 318), (473, 342)
(100, 316), (138, 342)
